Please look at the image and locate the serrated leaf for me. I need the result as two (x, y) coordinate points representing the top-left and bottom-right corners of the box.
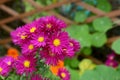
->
(91, 32), (107, 47)
(74, 11), (87, 23)
(93, 17), (112, 32)
(111, 39), (120, 54)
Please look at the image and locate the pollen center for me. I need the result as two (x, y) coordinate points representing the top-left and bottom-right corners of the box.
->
(21, 35), (27, 40)
(46, 23), (52, 28)
(61, 72), (66, 78)
(30, 27), (36, 33)
(38, 37), (44, 42)
(28, 44), (34, 50)
(0, 67), (3, 72)
(53, 39), (61, 47)
(24, 60), (30, 68)
(7, 61), (11, 65)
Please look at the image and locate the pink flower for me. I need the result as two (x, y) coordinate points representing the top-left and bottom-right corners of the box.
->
(24, 21), (39, 37)
(37, 16), (66, 33)
(105, 59), (118, 68)
(48, 32), (69, 54)
(0, 60), (11, 76)
(57, 68), (70, 80)
(31, 32), (47, 48)
(40, 48), (64, 65)
(107, 53), (116, 60)
(21, 42), (37, 55)
(2, 56), (14, 67)
(10, 26), (28, 45)
(62, 46), (75, 58)
(15, 55), (37, 75)
(69, 39), (80, 52)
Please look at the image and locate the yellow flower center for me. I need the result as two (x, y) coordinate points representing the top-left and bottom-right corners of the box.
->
(53, 39), (61, 47)
(0, 67), (3, 72)
(24, 60), (30, 68)
(30, 27), (36, 33)
(38, 37), (44, 42)
(7, 61), (11, 65)
(61, 72), (66, 78)
(46, 23), (52, 28)
(20, 35), (27, 40)
(28, 44), (34, 50)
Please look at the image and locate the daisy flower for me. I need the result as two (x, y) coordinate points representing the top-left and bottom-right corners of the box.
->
(0, 61), (11, 76)
(31, 32), (47, 47)
(57, 68), (70, 80)
(69, 39), (80, 52)
(2, 56), (14, 67)
(10, 26), (28, 45)
(15, 55), (36, 75)
(24, 21), (39, 37)
(48, 32), (69, 54)
(38, 16), (66, 33)
(40, 49), (64, 65)
(21, 42), (37, 55)
(62, 46), (75, 58)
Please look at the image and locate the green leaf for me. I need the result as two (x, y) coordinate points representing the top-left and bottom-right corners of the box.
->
(97, 0), (112, 12)
(67, 67), (80, 80)
(111, 39), (120, 54)
(80, 65), (119, 80)
(66, 25), (92, 48)
(82, 47), (92, 55)
(93, 17), (112, 32)
(74, 11), (87, 23)
(70, 58), (79, 68)
(91, 32), (107, 47)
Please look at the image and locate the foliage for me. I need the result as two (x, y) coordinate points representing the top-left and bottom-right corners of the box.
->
(80, 65), (120, 80)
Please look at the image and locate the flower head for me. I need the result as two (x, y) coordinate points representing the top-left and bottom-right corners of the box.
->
(40, 49), (64, 65)
(15, 55), (36, 75)
(48, 32), (69, 54)
(21, 42), (37, 55)
(105, 59), (118, 68)
(57, 68), (70, 80)
(62, 46), (75, 57)
(107, 53), (116, 60)
(0, 61), (11, 76)
(38, 16), (66, 33)
(69, 39), (80, 52)
(2, 56), (14, 67)
(31, 32), (47, 47)
(24, 21), (39, 37)
(10, 26), (28, 45)
(7, 48), (19, 59)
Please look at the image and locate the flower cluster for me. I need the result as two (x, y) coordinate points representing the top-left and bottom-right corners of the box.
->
(11, 16), (80, 66)
(105, 52), (118, 68)
(0, 16), (80, 79)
